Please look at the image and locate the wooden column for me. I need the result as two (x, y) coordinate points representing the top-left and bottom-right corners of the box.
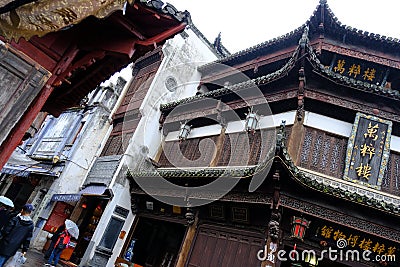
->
(289, 26), (308, 164)
(287, 119), (305, 165)
(175, 213), (198, 267)
(209, 126), (226, 167)
(261, 169), (281, 267)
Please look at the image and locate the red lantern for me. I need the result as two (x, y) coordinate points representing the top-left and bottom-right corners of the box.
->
(291, 216), (310, 241)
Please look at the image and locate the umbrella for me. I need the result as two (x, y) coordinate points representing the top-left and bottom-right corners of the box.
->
(0, 196), (14, 208)
(65, 219), (79, 239)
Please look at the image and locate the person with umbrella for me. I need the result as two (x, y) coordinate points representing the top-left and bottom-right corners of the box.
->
(0, 196), (14, 231)
(46, 220), (79, 267)
(43, 224), (65, 260)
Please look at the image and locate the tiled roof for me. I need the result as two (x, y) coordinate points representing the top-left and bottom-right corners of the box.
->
(161, 26), (400, 113)
(199, 0), (400, 72)
(198, 26), (303, 72)
(160, 45), (300, 111)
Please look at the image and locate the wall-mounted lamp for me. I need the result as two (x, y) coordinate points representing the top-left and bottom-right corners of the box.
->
(52, 155), (60, 164)
(304, 253), (318, 266)
(245, 107), (259, 133)
(178, 121), (191, 141)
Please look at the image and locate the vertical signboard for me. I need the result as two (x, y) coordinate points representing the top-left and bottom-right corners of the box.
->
(343, 113), (392, 189)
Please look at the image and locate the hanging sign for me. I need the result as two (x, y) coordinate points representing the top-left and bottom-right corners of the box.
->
(343, 113), (392, 189)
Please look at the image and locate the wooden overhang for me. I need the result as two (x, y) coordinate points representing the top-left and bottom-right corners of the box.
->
(3, 0), (189, 115)
(128, 124), (400, 244)
(0, 0), (189, 169)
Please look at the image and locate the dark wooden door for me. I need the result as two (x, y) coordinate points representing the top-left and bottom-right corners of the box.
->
(186, 225), (264, 267)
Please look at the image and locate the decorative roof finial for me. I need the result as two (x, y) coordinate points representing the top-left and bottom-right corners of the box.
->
(299, 25), (309, 48)
(213, 32), (222, 49)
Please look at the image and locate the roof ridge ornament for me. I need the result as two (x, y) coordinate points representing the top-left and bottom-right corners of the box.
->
(298, 25), (309, 49)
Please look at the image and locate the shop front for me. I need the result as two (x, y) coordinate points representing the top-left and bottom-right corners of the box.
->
(123, 217), (186, 267)
(43, 187), (112, 265)
(115, 196), (189, 267)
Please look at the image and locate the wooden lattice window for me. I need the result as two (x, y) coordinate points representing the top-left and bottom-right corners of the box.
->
(299, 127), (348, 178)
(382, 152), (400, 196)
(101, 135), (123, 156)
(218, 129), (277, 167)
(158, 136), (219, 168)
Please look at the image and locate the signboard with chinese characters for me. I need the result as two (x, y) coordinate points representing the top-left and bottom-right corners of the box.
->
(332, 57), (386, 84)
(343, 113), (392, 189)
(317, 224), (397, 257)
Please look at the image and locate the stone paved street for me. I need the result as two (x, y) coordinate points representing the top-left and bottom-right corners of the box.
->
(9, 249), (71, 267)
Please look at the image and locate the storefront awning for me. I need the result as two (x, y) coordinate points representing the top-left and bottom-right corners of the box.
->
(1, 163), (62, 177)
(79, 185), (107, 196)
(1, 151), (61, 177)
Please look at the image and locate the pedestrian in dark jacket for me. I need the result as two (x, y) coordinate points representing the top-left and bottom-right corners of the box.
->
(0, 203), (34, 267)
(0, 205), (12, 231)
(44, 224), (66, 259)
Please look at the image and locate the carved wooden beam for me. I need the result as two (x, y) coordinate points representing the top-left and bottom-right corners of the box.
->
(322, 41), (400, 69)
(135, 22), (186, 46)
(110, 14), (146, 40)
(52, 50), (106, 87)
(305, 89), (400, 123)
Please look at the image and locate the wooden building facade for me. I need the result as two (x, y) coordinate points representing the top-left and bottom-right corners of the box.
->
(124, 1), (400, 267)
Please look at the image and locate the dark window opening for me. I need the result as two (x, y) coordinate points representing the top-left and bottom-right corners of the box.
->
(123, 217), (185, 267)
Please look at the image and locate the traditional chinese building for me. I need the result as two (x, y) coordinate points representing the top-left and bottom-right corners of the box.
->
(123, 1), (400, 266)
(62, 24), (228, 267)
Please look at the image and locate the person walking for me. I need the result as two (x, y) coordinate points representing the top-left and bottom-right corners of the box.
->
(46, 228), (71, 267)
(44, 224), (66, 260)
(0, 204), (34, 267)
(0, 205), (12, 231)
(0, 196), (14, 231)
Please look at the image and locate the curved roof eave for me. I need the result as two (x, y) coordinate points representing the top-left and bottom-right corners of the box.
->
(199, 0), (400, 73)
(305, 42), (400, 100)
(160, 45), (301, 112)
(318, 0), (400, 48)
(198, 25), (304, 73)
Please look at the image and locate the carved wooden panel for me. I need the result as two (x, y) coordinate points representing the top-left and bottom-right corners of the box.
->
(158, 136), (219, 168)
(299, 127), (348, 178)
(100, 53), (161, 157)
(382, 152), (400, 196)
(159, 127), (289, 168)
(219, 128), (288, 167)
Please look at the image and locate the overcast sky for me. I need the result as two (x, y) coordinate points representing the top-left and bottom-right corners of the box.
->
(168, 0), (399, 53)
